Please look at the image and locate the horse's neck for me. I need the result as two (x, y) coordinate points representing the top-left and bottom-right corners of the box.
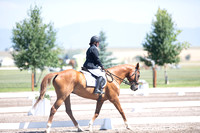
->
(109, 65), (131, 84)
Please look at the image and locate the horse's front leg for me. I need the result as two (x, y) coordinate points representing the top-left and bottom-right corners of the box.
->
(88, 100), (104, 132)
(64, 95), (83, 132)
(110, 97), (132, 130)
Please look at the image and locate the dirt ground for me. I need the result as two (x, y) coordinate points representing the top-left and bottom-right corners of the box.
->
(0, 88), (200, 133)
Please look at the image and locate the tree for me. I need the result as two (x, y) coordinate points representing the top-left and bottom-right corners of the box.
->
(12, 5), (61, 90)
(99, 31), (117, 69)
(142, 8), (190, 85)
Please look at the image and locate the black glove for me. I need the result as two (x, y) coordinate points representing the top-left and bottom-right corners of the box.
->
(101, 66), (105, 71)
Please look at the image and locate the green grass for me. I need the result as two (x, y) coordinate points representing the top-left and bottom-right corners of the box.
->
(0, 87), (39, 92)
(0, 69), (50, 92)
(0, 65), (200, 92)
(140, 66), (200, 88)
(121, 65), (200, 88)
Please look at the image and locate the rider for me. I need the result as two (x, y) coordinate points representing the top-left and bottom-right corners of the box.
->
(83, 36), (106, 94)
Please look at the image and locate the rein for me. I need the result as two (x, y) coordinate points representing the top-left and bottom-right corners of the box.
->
(105, 69), (137, 86)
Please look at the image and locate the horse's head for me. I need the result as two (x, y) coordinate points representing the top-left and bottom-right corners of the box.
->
(127, 63), (140, 91)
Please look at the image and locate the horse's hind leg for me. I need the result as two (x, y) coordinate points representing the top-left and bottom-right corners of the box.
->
(88, 100), (104, 131)
(64, 95), (83, 132)
(46, 98), (64, 133)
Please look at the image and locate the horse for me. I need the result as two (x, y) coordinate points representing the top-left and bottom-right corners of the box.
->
(64, 58), (77, 69)
(34, 63), (140, 132)
(69, 59), (77, 69)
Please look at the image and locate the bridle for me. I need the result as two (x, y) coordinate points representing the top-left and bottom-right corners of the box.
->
(127, 69), (140, 86)
(105, 69), (140, 86)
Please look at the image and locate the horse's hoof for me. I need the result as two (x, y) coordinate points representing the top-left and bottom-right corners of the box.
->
(125, 121), (133, 131)
(77, 127), (84, 132)
(76, 124), (84, 132)
(126, 125), (133, 131)
(45, 129), (50, 133)
(88, 125), (93, 132)
(127, 127), (133, 131)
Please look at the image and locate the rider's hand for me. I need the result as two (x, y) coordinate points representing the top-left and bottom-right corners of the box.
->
(101, 66), (105, 71)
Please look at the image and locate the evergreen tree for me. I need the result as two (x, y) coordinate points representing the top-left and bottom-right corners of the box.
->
(142, 8), (190, 84)
(99, 31), (117, 69)
(12, 5), (61, 88)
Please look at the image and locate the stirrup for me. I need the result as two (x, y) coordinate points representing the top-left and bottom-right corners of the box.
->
(100, 91), (105, 94)
(94, 89), (101, 94)
(94, 90), (105, 95)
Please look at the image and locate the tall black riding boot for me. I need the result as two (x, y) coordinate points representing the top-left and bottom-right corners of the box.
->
(94, 76), (105, 94)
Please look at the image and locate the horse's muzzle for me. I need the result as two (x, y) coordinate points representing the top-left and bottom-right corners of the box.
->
(130, 85), (138, 91)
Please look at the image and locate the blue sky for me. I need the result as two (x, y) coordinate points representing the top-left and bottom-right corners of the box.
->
(1, 0), (200, 29)
(0, 0), (200, 50)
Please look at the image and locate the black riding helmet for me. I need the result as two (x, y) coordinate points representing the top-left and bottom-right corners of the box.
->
(89, 36), (100, 45)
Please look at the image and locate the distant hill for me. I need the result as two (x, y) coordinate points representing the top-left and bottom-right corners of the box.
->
(0, 20), (200, 51)
(57, 20), (151, 49)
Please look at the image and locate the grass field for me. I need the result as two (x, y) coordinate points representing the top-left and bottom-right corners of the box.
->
(0, 65), (200, 92)
(121, 65), (200, 88)
(0, 69), (49, 92)
(142, 65), (200, 87)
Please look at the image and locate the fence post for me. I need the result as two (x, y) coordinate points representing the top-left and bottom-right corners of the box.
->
(144, 58), (157, 88)
(32, 72), (34, 91)
(153, 67), (157, 88)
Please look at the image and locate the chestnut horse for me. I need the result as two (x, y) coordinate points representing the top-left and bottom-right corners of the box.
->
(34, 63), (140, 132)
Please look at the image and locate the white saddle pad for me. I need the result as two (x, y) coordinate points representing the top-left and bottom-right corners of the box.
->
(80, 70), (107, 87)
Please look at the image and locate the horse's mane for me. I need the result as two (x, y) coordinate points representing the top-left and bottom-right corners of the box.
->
(108, 64), (135, 70)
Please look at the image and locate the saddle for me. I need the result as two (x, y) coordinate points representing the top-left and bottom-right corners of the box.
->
(81, 67), (90, 73)
(80, 67), (106, 88)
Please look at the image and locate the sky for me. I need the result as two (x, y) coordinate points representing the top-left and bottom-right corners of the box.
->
(0, 0), (200, 50)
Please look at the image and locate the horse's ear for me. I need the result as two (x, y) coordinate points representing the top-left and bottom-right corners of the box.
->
(136, 63), (139, 69)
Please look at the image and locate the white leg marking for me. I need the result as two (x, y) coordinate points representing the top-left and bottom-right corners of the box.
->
(75, 124), (84, 132)
(125, 121), (132, 130)
(88, 120), (93, 132)
(46, 123), (51, 133)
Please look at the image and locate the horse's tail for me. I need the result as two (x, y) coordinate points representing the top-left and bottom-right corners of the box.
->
(33, 72), (58, 108)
